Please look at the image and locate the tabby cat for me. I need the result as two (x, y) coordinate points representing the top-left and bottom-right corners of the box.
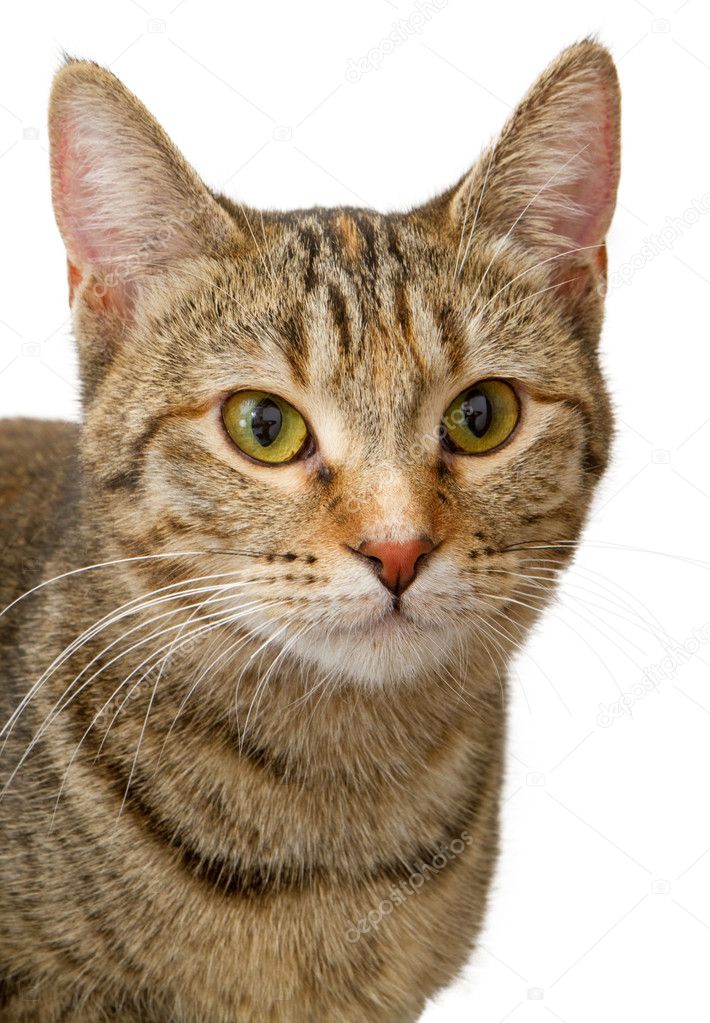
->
(0, 39), (620, 1022)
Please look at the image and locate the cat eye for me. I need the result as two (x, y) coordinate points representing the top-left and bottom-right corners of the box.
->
(222, 390), (309, 465)
(442, 379), (520, 455)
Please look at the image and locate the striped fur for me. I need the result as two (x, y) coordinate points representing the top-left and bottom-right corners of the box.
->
(0, 41), (619, 1021)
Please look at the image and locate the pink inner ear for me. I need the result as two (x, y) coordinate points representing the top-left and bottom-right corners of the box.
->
(50, 65), (238, 318)
(55, 116), (108, 270)
(53, 114), (135, 312)
(547, 88), (618, 251)
(67, 260), (81, 303)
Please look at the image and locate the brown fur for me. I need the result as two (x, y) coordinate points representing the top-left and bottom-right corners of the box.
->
(0, 41), (620, 1022)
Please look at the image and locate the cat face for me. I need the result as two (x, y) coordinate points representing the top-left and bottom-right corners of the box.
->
(48, 43), (620, 686)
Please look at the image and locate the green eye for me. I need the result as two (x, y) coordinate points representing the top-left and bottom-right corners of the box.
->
(442, 379), (520, 455)
(222, 390), (309, 465)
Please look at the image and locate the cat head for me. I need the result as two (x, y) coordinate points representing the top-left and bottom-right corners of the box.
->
(48, 41), (620, 687)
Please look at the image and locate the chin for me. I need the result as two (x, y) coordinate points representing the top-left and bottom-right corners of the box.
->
(290, 611), (458, 688)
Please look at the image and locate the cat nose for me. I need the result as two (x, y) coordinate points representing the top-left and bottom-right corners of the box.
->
(356, 537), (435, 595)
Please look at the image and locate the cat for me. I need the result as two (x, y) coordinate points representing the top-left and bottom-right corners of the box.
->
(0, 38), (619, 1023)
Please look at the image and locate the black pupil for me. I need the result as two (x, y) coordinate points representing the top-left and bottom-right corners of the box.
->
(251, 398), (282, 447)
(462, 388), (492, 437)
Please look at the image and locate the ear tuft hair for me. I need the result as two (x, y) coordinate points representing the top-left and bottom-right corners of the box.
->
(447, 40), (620, 270)
(49, 60), (238, 312)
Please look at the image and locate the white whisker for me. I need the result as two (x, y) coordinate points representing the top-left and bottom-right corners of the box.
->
(465, 143), (590, 309)
(455, 145), (495, 280)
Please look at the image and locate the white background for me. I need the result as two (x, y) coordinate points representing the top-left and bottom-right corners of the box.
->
(1, 2), (709, 1020)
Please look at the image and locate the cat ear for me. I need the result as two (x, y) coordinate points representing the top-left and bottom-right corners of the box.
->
(49, 58), (239, 313)
(444, 40), (620, 279)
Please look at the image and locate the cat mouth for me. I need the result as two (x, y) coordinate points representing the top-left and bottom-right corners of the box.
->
(323, 604), (411, 642)
(359, 602), (421, 637)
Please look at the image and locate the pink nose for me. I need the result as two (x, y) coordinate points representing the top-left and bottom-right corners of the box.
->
(357, 537), (434, 595)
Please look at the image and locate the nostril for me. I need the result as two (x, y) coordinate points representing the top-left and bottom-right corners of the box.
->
(354, 537), (435, 595)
